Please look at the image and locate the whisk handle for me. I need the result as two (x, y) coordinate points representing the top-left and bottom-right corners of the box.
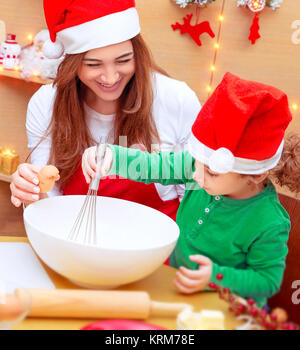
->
(90, 142), (107, 191)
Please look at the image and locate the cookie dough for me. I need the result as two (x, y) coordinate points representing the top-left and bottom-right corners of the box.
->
(38, 165), (60, 193)
(177, 307), (225, 330)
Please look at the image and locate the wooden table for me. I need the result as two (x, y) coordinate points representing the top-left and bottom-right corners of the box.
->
(1, 236), (241, 330)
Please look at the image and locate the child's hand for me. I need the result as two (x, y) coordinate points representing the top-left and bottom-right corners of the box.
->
(82, 145), (113, 184)
(173, 255), (212, 294)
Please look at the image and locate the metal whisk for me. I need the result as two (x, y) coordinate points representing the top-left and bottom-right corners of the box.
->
(68, 140), (107, 245)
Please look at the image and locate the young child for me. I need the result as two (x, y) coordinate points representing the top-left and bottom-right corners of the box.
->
(82, 72), (300, 306)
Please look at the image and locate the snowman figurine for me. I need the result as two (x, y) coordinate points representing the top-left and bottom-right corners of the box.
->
(0, 20), (6, 65)
(1, 34), (21, 70)
(0, 47), (3, 65)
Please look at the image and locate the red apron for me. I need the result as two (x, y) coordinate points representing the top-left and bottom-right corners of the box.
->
(63, 163), (180, 265)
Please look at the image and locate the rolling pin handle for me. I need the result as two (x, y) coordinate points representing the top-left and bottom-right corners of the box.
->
(150, 301), (191, 317)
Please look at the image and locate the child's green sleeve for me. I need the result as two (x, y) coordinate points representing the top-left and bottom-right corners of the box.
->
(106, 144), (195, 186)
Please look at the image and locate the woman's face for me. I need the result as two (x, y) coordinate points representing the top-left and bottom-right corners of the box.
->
(78, 40), (135, 104)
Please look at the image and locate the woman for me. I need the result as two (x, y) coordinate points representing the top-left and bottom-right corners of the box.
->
(10, 0), (201, 221)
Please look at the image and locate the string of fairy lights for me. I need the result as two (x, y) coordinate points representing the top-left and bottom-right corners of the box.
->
(205, 0), (298, 114)
(206, 0), (225, 97)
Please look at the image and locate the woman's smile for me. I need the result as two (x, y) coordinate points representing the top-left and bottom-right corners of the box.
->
(96, 79), (122, 92)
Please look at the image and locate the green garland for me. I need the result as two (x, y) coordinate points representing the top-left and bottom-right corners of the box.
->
(173, 0), (216, 8)
(237, 0), (283, 11)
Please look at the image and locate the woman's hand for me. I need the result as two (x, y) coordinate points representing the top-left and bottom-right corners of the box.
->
(82, 145), (113, 184)
(10, 163), (42, 207)
(173, 255), (213, 294)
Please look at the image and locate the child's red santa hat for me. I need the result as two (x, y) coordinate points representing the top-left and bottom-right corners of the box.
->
(42, 0), (140, 59)
(188, 72), (293, 174)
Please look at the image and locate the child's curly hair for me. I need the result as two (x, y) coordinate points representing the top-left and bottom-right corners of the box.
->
(270, 133), (300, 194)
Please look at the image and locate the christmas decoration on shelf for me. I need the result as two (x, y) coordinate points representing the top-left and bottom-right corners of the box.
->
(19, 30), (63, 81)
(171, 1), (216, 46)
(0, 34), (21, 69)
(0, 148), (19, 175)
(0, 29), (62, 81)
(209, 273), (299, 330)
(237, 0), (284, 44)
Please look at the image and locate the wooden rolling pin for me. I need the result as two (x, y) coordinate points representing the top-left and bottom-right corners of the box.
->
(10, 289), (190, 319)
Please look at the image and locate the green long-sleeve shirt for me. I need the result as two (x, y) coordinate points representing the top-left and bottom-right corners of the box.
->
(107, 145), (290, 305)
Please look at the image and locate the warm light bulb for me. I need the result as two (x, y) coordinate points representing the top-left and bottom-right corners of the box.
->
(292, 103), (299, 111)
(32, 71), (39, 77)
(214, 42), (220, 49)
(210, 65), (216, 72)
(207, 86), (212, 92)
(218, 15), (224, 22)
(2, 148), (15, 156)
(27, 34), (33, 42)
(14, 65), (20, 72)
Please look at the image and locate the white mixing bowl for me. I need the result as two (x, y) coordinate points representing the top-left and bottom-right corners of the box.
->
(23, 196), (179, 289)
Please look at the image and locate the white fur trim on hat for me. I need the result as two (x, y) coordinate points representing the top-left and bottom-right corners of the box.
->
(208, 148), (235, 173)
(56, 7), (140, 55)
(43, 38), (65, 59)
(188, 133), (284, 174)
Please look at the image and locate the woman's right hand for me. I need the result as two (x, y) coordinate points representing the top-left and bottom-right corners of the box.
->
(82, 145), (113, 184)
(10, 163), (42, 207)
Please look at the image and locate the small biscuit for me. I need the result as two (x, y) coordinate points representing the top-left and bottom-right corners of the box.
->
(38, 165), (60, 193)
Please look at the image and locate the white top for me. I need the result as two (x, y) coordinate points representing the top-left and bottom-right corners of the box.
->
(26, 72), (201, 200)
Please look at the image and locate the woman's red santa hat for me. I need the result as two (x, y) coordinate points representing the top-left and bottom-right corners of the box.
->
(42, 0), (140, 59)
(188, 72), (293, 174)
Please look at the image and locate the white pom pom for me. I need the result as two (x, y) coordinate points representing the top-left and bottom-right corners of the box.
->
(42, 39), (64, 59)
(208, 148), (235, 173)
(34, 30), (51, 46)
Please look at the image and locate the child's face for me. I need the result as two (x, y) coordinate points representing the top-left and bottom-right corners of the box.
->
(193, 160), (252, 198)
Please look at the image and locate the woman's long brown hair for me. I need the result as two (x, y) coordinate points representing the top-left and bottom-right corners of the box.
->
(32, 35), (168, 190)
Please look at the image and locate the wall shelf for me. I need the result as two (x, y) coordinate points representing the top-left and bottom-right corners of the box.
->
(0, 173), (12, 183)
(0, 68), (53, 85)
(0, 66), (52, 184)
